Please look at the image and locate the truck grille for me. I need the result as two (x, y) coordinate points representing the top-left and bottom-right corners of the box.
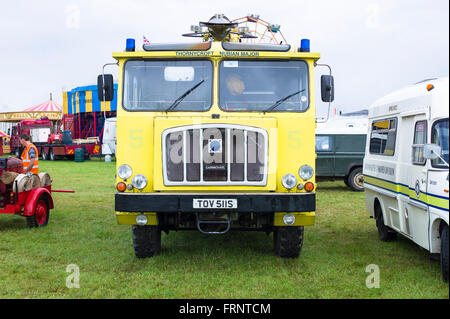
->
(162, 124), (268, 186)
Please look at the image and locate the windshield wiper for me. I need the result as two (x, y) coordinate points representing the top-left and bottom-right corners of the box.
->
(263, 89), (305, 113)
(165, 79), (205, 112)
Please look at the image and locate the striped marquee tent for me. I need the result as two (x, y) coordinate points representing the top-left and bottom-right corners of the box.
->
(22, 99), (62, 112)
(0, 99), (63, 122)
(0, 130), (9, 138)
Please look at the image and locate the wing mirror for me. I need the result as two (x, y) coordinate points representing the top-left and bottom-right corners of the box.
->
(321, 75), (334, 102)
(423, 143), (442, 160)
(97, 74), (114, 102)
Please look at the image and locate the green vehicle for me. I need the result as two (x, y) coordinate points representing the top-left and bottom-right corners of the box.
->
(315, 116), (367, 191)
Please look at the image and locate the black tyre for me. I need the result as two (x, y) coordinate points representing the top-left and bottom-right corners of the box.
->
(49, 148), (55, 161)
(441, 224), (449, 282)
(131, 225), (161, 258)
(26, 195), (50, 228)
(273, 226), (304, 258)
(347, 167), (364, 192)
(344, 178), (349, 187)
(41, 149), (48, 161)
(375, 203), (397, 241)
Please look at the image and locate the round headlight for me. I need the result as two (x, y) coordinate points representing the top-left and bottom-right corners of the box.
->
(299, 165), (314, 180)
(283, 213), (296, 225)
(136, 214), (148, 226)
(282, 174), (297, 190)
(132, 174), (148, 190)
(118, 164), (132, 180)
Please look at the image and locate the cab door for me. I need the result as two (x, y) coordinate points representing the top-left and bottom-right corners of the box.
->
(427, 118), (450, 253)
(407, 117), (429, 249)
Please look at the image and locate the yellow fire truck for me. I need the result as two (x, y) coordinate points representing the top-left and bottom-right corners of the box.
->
(98, 14), (334, 258)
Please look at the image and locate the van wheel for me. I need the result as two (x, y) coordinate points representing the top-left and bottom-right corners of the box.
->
(375, 204), (397, 241)
(131, 225), (161, 258)
(347, 167), (364, 192)
(273, 226), (304, 258)
(441, 225), (449, 282)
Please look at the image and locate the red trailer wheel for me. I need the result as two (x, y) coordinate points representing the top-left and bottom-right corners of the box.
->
(26, 195), (50, 228)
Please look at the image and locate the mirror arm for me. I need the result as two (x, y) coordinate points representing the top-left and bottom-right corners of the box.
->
(315, 63), (333, 123)
(102, 62), (119, 119)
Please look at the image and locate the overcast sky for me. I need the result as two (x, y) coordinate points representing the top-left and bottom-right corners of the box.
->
(0, 0), (448, 116)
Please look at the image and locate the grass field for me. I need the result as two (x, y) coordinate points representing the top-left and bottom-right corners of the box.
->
(0, 159), (448, 299)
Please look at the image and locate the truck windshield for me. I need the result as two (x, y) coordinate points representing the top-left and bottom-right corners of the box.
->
(431, 118), (449, 168)
(123, 60), (213, 111)
(219, 60), (309, 112)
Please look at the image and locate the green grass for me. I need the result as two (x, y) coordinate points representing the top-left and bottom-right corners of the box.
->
(0, 159), (448, 298)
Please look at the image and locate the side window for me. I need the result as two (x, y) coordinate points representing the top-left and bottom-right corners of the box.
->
(431, 119), (449, 168)
(316, 135), (332, 152)
(369, 118), (397, 156)
(412, 120), (427, 165)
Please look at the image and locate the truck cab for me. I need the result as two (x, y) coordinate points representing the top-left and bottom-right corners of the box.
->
(10, 118), (53, 157)
(99, 14), (334, 258)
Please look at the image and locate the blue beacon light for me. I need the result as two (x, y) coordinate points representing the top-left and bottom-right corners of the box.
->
(126, 38), (136, 52)
(300, 39), (310, 52)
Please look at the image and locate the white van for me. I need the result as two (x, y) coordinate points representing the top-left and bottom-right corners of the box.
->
(102, 117), (116, 156)
(364, 77), (449, 281)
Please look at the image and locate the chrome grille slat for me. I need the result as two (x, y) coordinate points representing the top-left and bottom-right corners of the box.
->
(182, 130), (187, 183)
(199, 128), (204, 182)
(227, 128), (231, 182)
(244, 130), (248, 182)
(162, 124), (268, 186)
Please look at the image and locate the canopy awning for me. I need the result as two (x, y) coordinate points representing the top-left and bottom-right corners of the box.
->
(0, 99), (62, 122)
(0, 130), (9, 138)
(22, 99), (62, 112)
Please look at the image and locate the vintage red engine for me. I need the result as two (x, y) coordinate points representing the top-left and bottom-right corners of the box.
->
(0, 157), (23, 207)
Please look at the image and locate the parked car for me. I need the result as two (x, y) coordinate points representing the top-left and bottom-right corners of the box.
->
(316, 115), (367, 191)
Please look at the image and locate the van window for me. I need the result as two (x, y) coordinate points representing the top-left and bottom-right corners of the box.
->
(369, 118), (397, 156)
(316, 136), (332, 151)
(412, 120), (427, 165)
(431, 118), (449, 168)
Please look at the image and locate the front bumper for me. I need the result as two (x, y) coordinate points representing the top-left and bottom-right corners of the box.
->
(115, 192), (315, 213)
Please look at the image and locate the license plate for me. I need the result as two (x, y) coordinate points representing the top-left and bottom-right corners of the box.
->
(193, 198), (238, 209)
